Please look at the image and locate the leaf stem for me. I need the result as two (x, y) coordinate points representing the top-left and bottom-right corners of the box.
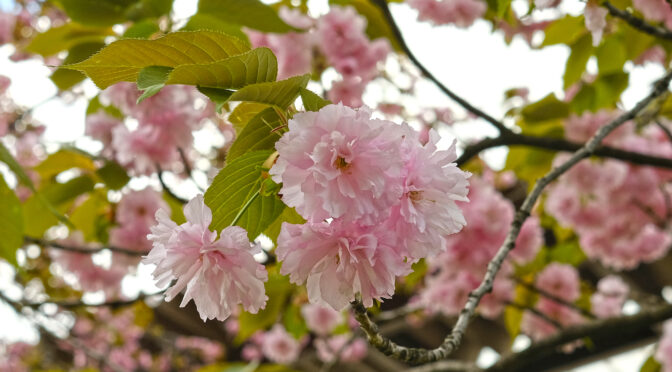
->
(231, 190), (260, 226)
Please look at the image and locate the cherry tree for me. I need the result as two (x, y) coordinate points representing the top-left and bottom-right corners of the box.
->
(1, 0), (672, 371)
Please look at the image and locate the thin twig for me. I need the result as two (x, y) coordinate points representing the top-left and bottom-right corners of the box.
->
(603, 1), (672, 40)
(178, 148), (205, 192)
(503, 301), (564, 329)
(661, 183), (672, 221)
(455, 132), (672, 170)
(370, 0), (511, 134)
(512, 277), (596, 319)
(632, 198), (667, 228)
(656, 120), (672, 143)
(376, 304), (422, 322)
(25, 236), (145, 257)
(21, 291), (163, 310)
(156, 164), (189, 204)
(351, 69), (672, 364)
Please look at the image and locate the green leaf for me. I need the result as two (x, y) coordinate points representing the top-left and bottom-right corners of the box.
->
(136, 65), (173, 102)
(640, 356), (662, 372)
(70, 190), (109, 241)
(542, 15), (586, 47)
(227, 108), (282, 161)
(198, 87), (234, 113)
(236, 273), (292, 343)
(204, 150), (285, 239)
(96, 161), (130, 190)
(166, 48), (278, 88)
(229, 102), (269, 133)
(300, 88), (330, 111)
(229, 74), (310, 108)
(0, 144), (76, 229)
(55, 0), (139, 26)
(0, 142), (36, 190)
(125, 0), (174, 21)
(33, 149), (96, 180)
(25, 23), (112, 57)
(564, 34), (593, 90)
(197, 0), (300, 33)
(550, 240), (586, 265)
(183, 14), (251, 43)
(0, 174), (23, 267)
(22, 176), (95, 237)
(66, 31), (250, 89)
(163, 191), (187, 224)
(263, 207), (305, 244)
(596, 36), (626, 75)
(505, 147), (555, 190)
(283, 303), (309, 339)
(520, 94), (569, 123)
(504, 282), (537, 339)
(86, 95), (123, 118)
(51, 42), (106, 90)
(123, 20), (160, 39)
(329, 0), (402, 51)
(496, 0), (512, 18)
(569, 72), (629, 113)
(136, 47), (279, 102)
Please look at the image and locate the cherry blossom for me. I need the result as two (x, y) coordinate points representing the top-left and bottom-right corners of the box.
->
(590, 275), (629, 318)
(386, 128), (469, 259)
(261, 325), (302, 365)
(270, 104), (405, 225)
(144, 195), (268, 321)
(585, 3), (608, 46)
(301, 303), (343, 336)
(248, 7), (315, 80)
(535, 263), (581, 302)
(315, 335), (368, 363)
(277, 219), (411, 310)
(409, 0), (486, 28)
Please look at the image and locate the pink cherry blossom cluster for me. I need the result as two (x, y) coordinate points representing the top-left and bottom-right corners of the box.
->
(63, 308), (223, 371)
(420, 176), (544, 318)
(520, 263), (585, 341)
(241, 325), (305, 365)
(0, 342), (33, 372)
(590, 275), (629, 318)
(247, 7), (315, 80)
(109, 187), (168, 257)
(546, 112), (672, 270)
(271, 104), (470, 310)
(88, 83), (213, 175)
(656, 320), (672, 372)
(48, 232), (127, 298)
(247, 6), (390, 108)
(408, 0), (486, 28)
(318, 6), (390, 107)
(144, 195), (268, 321)
(633, 0), (672, 30)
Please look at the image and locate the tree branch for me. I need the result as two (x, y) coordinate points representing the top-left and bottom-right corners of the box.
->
(487, 304), (672, 371)
(455, 132), (672, 170)
(369, 0), (511, 134)
(21, 292), (163, 310)
(405, 360), (482, 372)
(603, 1), (672, 40)
(512, 277), (596, 319)
(156, 164), (189, 204)
(351, 69), (672, 365)
(25, 236), (145, 257)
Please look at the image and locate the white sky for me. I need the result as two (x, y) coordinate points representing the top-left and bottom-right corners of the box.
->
(0, 0), (665, 370)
